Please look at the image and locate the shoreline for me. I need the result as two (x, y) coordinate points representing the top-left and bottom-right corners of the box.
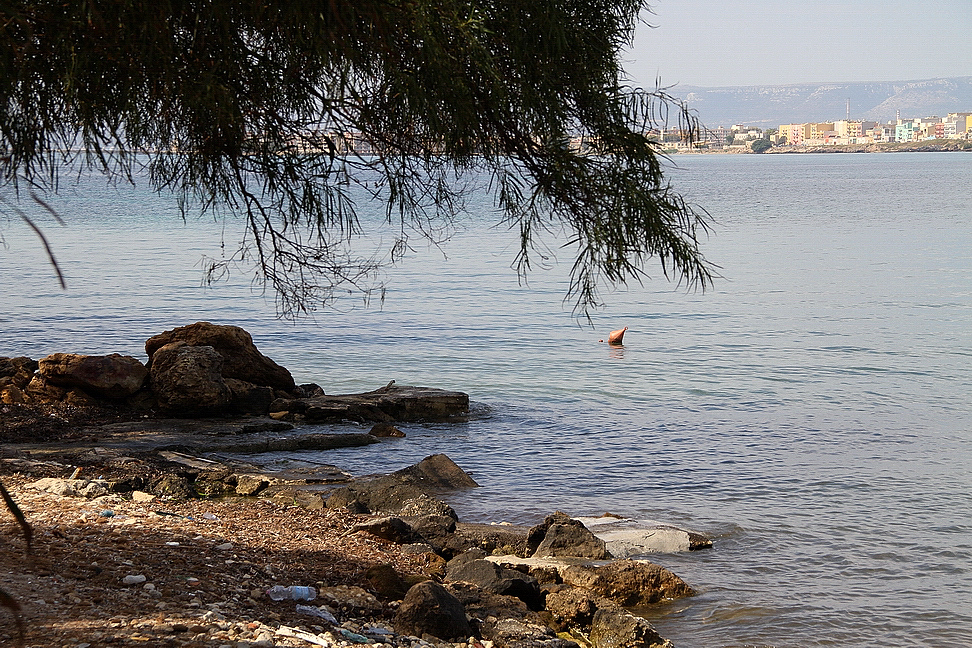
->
(1, 427), (698, 648)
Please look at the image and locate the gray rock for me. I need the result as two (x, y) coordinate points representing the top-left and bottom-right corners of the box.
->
(392, 453), (479, 488)
(149, 342), (232, 414)
(446, 555), (543, 611)
(529, 512), (610, 560)
(225, 378), (275, 415)
(489, 618), (577, 648)
(577, 516), (713, 554)
(393, 581), (472, 641)
(326, 474), (457, 519)
(38, 352), (147, 399)
(589, 609), (673, 648)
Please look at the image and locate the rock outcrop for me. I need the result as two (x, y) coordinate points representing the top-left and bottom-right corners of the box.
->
(37, 353), (147, 399)
(145, 321), (295, 392)
(270, 382), (469, 423)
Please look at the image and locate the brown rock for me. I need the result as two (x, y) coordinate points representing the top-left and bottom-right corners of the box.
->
(561, 560), (694, 607)
(38, 353), (147, 399)
(149, 343), (232, 414)
(544, 587), (608, 630)
(234, 475), (268, 496)
(365, 564), (411, 600)
(589, 609), (673, 648)
(145, 322), (295, 392)
(370, 422), (406, 437)
(25, 374), (68, 401)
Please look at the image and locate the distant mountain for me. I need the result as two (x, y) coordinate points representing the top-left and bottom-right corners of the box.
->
(667, 77), (972, 129)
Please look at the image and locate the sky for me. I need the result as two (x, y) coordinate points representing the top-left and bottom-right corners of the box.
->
(623, 0), (972, 88)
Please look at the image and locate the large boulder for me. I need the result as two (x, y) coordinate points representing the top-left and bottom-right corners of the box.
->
(528, 512), (611, 560)
(149, 342), (232, 414)
(37, 353), (147, 399)
(393, 581), (472, 641)
(145, 322), (295, 392)
(589, 609), (673, 648)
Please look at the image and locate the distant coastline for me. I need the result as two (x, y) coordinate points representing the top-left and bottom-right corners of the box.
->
(668, 139), (972, 155)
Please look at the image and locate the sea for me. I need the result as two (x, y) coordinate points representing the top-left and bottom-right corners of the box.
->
(2, 152), (970, 648)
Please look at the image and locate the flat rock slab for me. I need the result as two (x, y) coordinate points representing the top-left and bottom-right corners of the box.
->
(576, 516), (712, 554)
(9, 417), (378, 457)
(274, 384), (470, 423)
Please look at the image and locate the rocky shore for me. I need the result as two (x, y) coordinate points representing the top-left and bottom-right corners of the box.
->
(2, 323), (710, 648)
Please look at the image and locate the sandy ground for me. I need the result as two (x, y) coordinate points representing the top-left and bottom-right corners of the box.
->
(0, 470), (439, 648)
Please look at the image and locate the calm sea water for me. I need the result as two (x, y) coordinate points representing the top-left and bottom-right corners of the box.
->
(2, 153), (971, 648)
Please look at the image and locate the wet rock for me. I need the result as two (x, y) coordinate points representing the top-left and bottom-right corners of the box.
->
(149, 343), (232, 414)
(300, 383), (470, 423)
(528, 512), (610, 560)
(369, 422), (406, 437)
(560, 560), (694, 607)
(38, 353), (147, 399)
(145, 321), (296, 392)
(392, 453), (479, 488)
(589, 609), (673, 648)
(446, 553), (543, 611)
(393, 581), (472, 641)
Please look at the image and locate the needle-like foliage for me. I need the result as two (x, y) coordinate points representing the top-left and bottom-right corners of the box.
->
(0, 0), (713, 317)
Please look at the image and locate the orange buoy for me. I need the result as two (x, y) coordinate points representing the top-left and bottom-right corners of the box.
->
(608, 326), (628, 345)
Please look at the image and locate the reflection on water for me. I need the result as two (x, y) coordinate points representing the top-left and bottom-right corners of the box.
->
(2, 153), (972, 648)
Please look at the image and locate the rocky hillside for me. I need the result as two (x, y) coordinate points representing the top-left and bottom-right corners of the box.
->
(669, 76), (972, 128)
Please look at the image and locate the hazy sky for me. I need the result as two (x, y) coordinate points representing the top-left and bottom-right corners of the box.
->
(624, 0), (972, 88)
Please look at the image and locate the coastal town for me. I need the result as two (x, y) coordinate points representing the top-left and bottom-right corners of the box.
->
(661, 111), (972, 151)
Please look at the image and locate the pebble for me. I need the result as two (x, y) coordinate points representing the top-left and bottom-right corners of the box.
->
(215, 541), (234, 550)
(122, 575), (147, 585)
